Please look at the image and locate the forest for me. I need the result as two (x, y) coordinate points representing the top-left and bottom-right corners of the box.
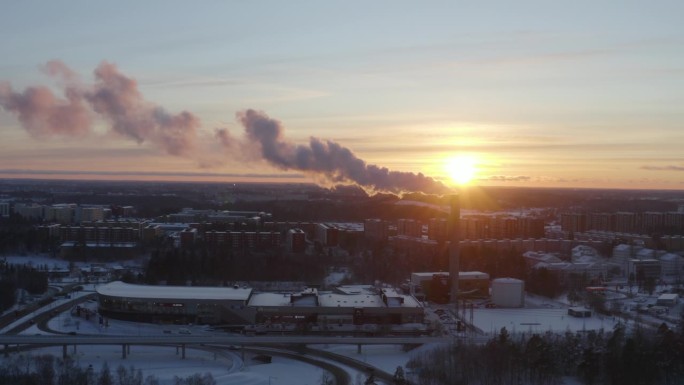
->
(407, 321), (684, 385)
(0, 262), (48, 313)
(0, 356), (217, 385)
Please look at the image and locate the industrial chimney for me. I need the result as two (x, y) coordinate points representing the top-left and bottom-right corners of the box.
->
(448, 194), (460, 304)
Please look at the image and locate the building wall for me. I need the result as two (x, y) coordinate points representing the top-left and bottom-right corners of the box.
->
(364, 219), (389, 243)
(286, 228), (306, 252)
(491, 279), (525, 308)
(97, 294), (256, 325)
(0, 202), (9, 217)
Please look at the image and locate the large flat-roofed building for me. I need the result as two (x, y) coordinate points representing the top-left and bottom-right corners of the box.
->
(97, 282), (424, 328)
(410, 271), (490, 301)
(97, 281), (255, 325)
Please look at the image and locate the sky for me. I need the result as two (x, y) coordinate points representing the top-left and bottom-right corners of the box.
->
(1, 1), (684, 192)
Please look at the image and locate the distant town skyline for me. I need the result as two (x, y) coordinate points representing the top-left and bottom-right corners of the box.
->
(1, 1), (683, 191)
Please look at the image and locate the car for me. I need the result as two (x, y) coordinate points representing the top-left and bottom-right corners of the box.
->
(178, 328), (191, 334)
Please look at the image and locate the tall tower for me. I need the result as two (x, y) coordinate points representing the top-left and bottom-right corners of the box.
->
(448, 194), (460, 304)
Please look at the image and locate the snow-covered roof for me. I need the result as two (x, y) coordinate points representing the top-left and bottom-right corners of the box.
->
(572, 245), (598, 255)
(335, 285), (376, 295)
(459, 271), (490, 279)
(657, 293), (679, 300)
(613, 244), (632, 252)
(660, 253), (684, 262)
(410, 271), (489, 279)
(247, 287), (421, 309)
(492, 277), (523, 284)
(61, 241), (137, 248)
(523, 252), (562, 264)
(248, 292), (294, 307)
(318, 292), (383, 308)
(97, 281), (252, 301)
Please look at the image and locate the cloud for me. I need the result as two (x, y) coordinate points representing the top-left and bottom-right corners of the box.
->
(642, 165), (684, 171)
(217, 109), (450, 194)
(0, 60), (199, 156)
(479, 175), (532, 182)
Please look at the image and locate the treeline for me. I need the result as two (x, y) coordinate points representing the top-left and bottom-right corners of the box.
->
(351, 244), (528, 287)
(0, 355), (217, 385)
(0, 263), (48, 312)
(0, 215), (41, 255)
(407, 323), (684, 385)
(143, 248), (327, 286)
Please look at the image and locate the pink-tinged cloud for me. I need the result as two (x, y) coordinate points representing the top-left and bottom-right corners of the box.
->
(85, 62), (199, 156)
(0, 60), (199, 156)
(0, 81), (91, 138)
(215, 128), (235, 148)
(219, 109), (449, 194)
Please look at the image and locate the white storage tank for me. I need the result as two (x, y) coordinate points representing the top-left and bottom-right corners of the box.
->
(491, 278), (525, 308)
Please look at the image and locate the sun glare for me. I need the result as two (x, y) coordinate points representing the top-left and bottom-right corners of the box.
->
(444, 155), (477, 185)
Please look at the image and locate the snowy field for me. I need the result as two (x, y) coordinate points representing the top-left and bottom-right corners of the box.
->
(472, 307), (621, 335)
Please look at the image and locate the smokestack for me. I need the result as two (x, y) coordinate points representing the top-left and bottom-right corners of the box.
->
(448, 194), (460, 304)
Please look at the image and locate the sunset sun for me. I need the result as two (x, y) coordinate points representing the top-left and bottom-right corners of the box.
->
(444, 155), (477, 185)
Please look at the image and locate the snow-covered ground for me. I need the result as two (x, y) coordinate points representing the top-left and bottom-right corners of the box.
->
(472, 307), (621, 335)
(16, 309), (399, 385)
(7, 289), (410, 385)
(3, 254), (678, 384)
(313, 343), (439, 375)
(1, 254), (72, 269)
(14, 343), (331, 385)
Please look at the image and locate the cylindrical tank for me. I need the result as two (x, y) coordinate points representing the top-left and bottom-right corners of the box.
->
(491, 278), (525, 308)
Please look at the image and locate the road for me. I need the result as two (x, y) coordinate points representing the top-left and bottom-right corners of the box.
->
(0, 334), (446, 346)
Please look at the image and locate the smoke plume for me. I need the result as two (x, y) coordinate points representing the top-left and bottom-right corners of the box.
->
(220, 109), (449, 194)
(0, 61), (199, 156)
(2, 61), (450, 194)
(0, 82), (91, 138)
